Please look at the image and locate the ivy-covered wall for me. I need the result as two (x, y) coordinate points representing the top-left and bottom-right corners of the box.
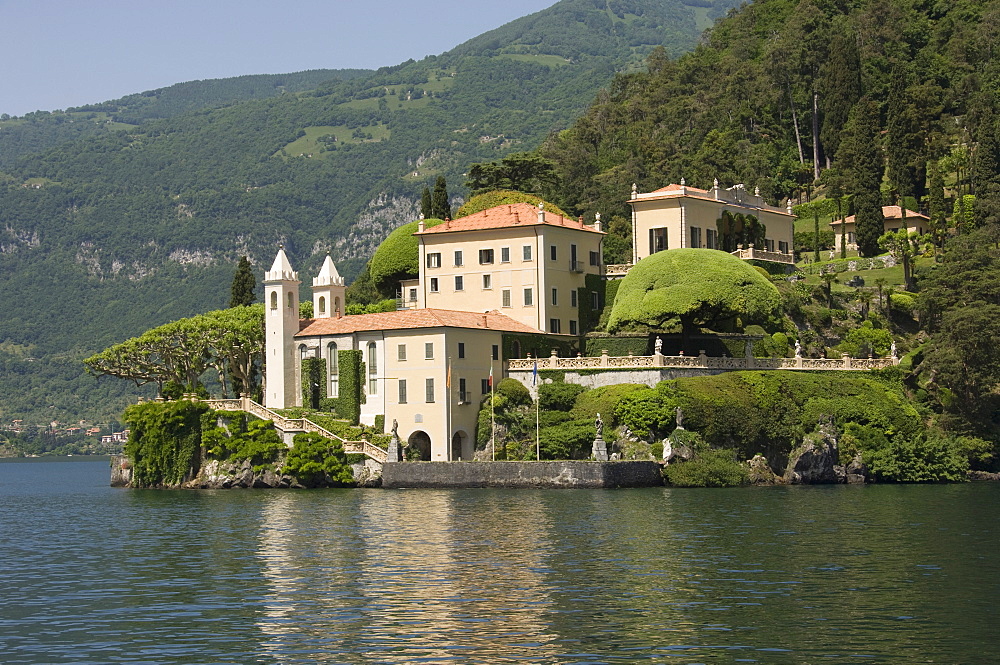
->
(578, 273), (606, 334)
(123, 400), (209, 488)
(584, 333), (649, 357)
(301, 357), (328, 409)
(319, 349), (364, 424)
(503, 333), (576, 360)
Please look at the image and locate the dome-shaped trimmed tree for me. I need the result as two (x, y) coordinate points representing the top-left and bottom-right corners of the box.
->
(367, 217), (446, 294)
(607, 249), (782, 340)
(455, 190), (570, 219)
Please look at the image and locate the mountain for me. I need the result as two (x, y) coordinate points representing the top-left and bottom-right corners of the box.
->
(0, 0), (739, 425)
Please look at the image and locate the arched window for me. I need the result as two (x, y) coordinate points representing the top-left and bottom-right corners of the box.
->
(299, 344), (308, 360)
(287, 292), (294, 309)
(512, 340), (521, 358)
(367, 342), (377, 395)
(328, 342), (339, 397)
(318, 296), (326, 315)
(334, 296), (341, 316)
(270, 291), (278, 310)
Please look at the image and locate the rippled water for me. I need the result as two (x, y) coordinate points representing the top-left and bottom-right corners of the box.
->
(1, 458), (997, 664)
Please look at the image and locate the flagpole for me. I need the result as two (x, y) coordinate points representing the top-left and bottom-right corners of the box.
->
(533, 357), (540, 460)
(447, 356), (452, 462)
(490, 361), (495, 461)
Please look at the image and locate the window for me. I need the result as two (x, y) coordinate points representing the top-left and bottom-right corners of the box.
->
(690, 226), (702, 248)
(328, 342), (339, 397)
(458, 342), (465, 359)
(479, 248), (494, 264)
(425, 342), (434, 359)
(482, 378), (490, 394)
(408, 288), (417, 302)
(589, 250), (600, 266)
(848, 232), (856, 244)
(522, 245), (532, 261)
(430, 277), (439, 292)
(270, 291), (278, 309)
(502, 289), (511, 307)
(367, 342), (377, 395)
(318, 296), (326, 315)
(591, 292), (599, 309)
(454, 250), (463, 267)
(706, 229), (717, 249)
(550, 245), (557, 261)
(397, 344), (407, 361)
(459, 378), (468, 403)
(492, 344), (499, 360)
(398, 379), (407, 404)
(482, 274), (492, 289)
(425, 378), (435, 403)
(299, 344), (309, 360)
(550, 318), (561, 334)
(524, 288), (533, 307)
(764, 239), (775, 252)
(426, 252), (441, 268)
(571, 290), (578, 308)
(287, 292), (295, 309)
(779, 240), (789, 254)
(551, 288), (558, 306)
(454, 275), (464, 291)
(501, 246), (510, 263)
(569, 320), (578, 335)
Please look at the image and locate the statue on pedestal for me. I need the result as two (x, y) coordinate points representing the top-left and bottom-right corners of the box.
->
(654, 337), (663, 356)
(675, 406), (684, 430)
(795, 339), (802, 358)
(592, 412), (608, 461)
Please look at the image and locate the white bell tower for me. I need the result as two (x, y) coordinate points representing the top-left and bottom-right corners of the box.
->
(312, 254), (346, 319)
(264, 246), (300, 409)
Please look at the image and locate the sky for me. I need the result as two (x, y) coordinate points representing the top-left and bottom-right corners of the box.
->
(0, 0), (557, 117)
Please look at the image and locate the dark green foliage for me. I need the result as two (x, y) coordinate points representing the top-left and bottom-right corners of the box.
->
(496, 377), (532, 407)
(578, 273), (605, 334)
(615, 371), (920, 468)
(420, 187), (432, 220)
(538, 382), (586, 412)
(454, 190), (569, 219)
(794, 230), (835, 252)
(607, 249), (782, 336)
(716, 212), (765, 252)
(322, 350), (364, 423)
(502, 332), (574, 360)
(664, 447), (749, 487)
(367, 218), (445, 294)
(538, 419), (595, 460)
(584, 334), (648, 357)
(858, 428), (969, 483)
(283, 432), (355, 487)
(431, 176), (451, 220)
(207, 418), (285, 472)
(569, 383), (647, 428)
(229, 256), (257, 308)
(123, 400), (208, 487)
(301, 358), (327, 410)
(465, 153), (558, 196)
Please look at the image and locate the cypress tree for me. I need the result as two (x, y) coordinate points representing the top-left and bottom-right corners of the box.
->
(229, 256), (256, 308)
(841, 99), (885, 257)
(420, 187), (432, 220)
(927, 160), (947, 247)
(431, 176), (450, 219)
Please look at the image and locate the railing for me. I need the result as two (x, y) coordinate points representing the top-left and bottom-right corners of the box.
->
(730, 246), (796, 264)
(569, 259), (585, 273)
(205, 396), (387, 463)
(605, 263), (632, 277)
(507, 351), (898, 373)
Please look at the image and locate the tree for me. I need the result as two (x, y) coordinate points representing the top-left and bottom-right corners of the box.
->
(465, 152), (558, 196)
(431, 176), (450, 219)
(840, 99), (885, 257)
(927, 160), (947, 250)
(607, 249), (783, 342)
(420, 187), (432, 220)
(878, 230), (918, 291)
(229, 256), (256, 308)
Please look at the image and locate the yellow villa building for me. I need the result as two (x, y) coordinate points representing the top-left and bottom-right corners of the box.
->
(829, 205), (932, 252)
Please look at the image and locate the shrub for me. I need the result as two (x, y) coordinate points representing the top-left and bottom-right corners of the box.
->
(283, 432), (355, 487)
(538, 382), (586, 411)
(664, 448), (749, 487)
(838, 320), (892, 357)
(368, 218), (446, 292)
(570, 383), (647, 427)
(538, 418), (595, 459)
(864, 432), (969, 482)
(890, 292), (916, 314)
(538, 411), (573, 427)
(454, 190), (569, 219)
(496, 378), (532, 407)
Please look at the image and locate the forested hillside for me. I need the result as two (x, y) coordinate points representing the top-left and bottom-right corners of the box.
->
(0, 0), (738, 425)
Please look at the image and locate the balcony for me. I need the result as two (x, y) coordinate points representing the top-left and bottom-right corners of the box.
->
(569, 259), (585, 273)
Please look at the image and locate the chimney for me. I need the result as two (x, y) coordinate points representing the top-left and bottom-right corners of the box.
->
(538, 203), (545, 225)
(481, 314), (488, 328)
(418, 214), (425, 233)
(595, 212), (602, 233)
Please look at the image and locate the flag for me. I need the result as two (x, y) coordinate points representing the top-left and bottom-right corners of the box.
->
(446, 361), (452, 389)
(532, 359), (538, 386)
(488, 365), (493, 389)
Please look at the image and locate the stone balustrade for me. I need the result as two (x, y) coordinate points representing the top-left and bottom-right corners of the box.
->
(507, 349), (898, 372)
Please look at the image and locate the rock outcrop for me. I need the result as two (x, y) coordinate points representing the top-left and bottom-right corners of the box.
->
(747, 454), (780, 485)
(784, 421), (840, 484)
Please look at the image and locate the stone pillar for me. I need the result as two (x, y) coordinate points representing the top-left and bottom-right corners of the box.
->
(549, 348), (559, 368)
(842, 353), (851, 369)
(600, 349), (609, 367)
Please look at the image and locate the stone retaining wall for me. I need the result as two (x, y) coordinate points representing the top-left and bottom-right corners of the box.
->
(381, 460), (664, 489)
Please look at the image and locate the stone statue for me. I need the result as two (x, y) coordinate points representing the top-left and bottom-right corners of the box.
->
(675, 406), (684, 429)
(795, 339), (802, 357)
(391, 419), (399, 438)
(890, 340), (897, 358)
(654, 337), (663, 355)
(595, 413), (604, 438)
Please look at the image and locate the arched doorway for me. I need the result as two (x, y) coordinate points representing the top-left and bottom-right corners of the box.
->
(451, 431), (465, 461)
(407, 431), (431, 461)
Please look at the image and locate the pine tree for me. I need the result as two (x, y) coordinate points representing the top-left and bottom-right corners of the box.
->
(431, 176), (450, 219)
(420, 187), (432, 220)
(229, 256), (256, 308)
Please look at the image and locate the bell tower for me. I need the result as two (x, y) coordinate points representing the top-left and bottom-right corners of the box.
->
(312, 254), (346, 319)
(263, 246), (300, 409)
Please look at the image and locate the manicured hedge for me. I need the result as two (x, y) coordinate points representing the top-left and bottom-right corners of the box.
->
(368, 218), (445, 290)
(454, 190), (569, 219)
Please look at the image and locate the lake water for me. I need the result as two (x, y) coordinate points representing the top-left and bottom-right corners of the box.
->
(0, 458), (997, 664)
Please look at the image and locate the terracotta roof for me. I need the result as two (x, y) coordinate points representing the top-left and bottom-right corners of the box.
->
(650, 183), (710, 194)
(832, 205), (930, 226)
(629, 183), (794, 216)
(296, 308), (544, 337)
(415, 203), (603, 235)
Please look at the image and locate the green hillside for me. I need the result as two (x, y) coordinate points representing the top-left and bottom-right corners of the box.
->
(0, 0), (738, 425)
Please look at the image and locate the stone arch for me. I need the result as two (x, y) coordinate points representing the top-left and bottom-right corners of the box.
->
(407, 430), (431, 461)
(451, 430), (470, 461)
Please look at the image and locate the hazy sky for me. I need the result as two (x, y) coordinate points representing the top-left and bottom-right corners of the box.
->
(0, 0), (556, 117)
